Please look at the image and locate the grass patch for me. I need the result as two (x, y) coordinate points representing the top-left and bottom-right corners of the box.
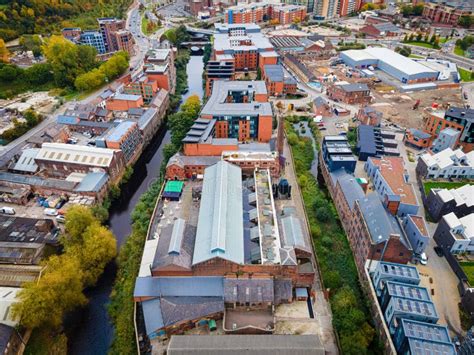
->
(460, 262), (474, 286)
(423, 181), (471, 196)
(459, 303), (474, 331)
(285, 117), (381, 354)
(404, 41), (436, 49)
(25, 329), (67, 355)
(409, 54), (424, 59)
(454, 46), (465, 57)
(458, 67), (474, 82)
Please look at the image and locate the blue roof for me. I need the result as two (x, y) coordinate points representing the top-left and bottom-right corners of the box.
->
(281, 215), (308, 250)
(357, 125), (377, 155)
(134, 276), (224, 298)
(295, 288), (308, 298)
(75, 172), (109, 192)
(377, 261), (420, 281)
(142, 299), (164, 334)
(104, 121), (136, 142)
(389, 296), (438, 319)
(385, 281), (431, 302)
(57, 115), (79, 125)
(401, 319), (456, 354)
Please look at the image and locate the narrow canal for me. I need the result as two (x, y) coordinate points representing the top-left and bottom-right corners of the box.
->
(67, 55), (205, 355)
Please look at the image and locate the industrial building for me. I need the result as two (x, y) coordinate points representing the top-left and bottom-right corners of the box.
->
(327, 83), (371, 105)
(340, 48), (439, 84)
(135, 161), (316, 338)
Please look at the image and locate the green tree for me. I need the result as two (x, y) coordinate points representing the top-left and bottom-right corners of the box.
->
(68, 223), (117, 286)
(416, 32), (423, 42)
(316, 206), (331, 222)
(64, 205), (97, 247)
(429, 34), (436, 44)
(413, 4), (424, 16)
(11, 255), (87, 329)
(168, 95), (201, 147)
(458, 16), (473, 29)
(100, 51), (129, 80)
(74, 68), (106, 91)
(408, 33), (415, 42)
(19, 34), (42, 57)
(24, 63), (52, 85)
(0, 64), (21, 81)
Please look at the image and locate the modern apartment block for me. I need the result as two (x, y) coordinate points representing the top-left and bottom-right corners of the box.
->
(321, 135), (357, 174)
(426, 184), (474, 222)
(357, 125), (399, 161)
(213, 24), (278, 72)
(365, 156), (419, 217)
(145, 48), (176, 94)
(98, 17), (126, 52)
(422, 1), (474, 26)
(205, 60), (235, 97)
(401, 215), (430, 255)
(426, 107), (474, 153)
(416, 148), (474, 179)
(393, 319), (456, 355)
(338, 0), (362, 16)
(431, 128), (461, 153)
(372, 261), (420, 296)
(191, 80), (273, 144)
(80, 30), (106, 54)
(123, 76), (159, 104)
(225, 2), (307, 25)
(433, 212), (474, 254)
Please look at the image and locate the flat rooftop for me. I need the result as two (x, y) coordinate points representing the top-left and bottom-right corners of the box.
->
(200, 81), (272, 117)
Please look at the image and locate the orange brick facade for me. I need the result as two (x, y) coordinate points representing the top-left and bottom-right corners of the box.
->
(106, 96), (143, 111)
(225, 4), (306, 26)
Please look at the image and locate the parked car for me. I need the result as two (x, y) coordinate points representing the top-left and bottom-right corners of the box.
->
(317, 122), (325, 127)
(44, 208), (58, 216)
(419, 252), (428, 265)
(56, 215), (66, 224)
(434, 246), (444, 257)
(0, 207), (15, 215)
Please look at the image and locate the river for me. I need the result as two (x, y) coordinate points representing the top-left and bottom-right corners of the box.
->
(66, 55), (204, 355)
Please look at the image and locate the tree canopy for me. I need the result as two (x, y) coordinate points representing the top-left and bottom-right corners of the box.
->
(12, 205), (117, 330)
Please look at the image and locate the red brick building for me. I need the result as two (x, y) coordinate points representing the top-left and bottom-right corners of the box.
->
(262, 64), (297, 97)
(327, 83), (372, 105)
(225, 3), (306, 26)
(423, 2), (473, 27)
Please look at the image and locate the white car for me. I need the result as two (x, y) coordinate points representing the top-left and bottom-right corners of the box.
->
(0, 207), (15, 215)
(44, 208), (58, 216)
(419, 253), (428, 265)
(56, 215), (66, 223)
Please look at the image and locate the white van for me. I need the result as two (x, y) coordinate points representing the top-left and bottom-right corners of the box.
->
(0, 207), (15, 215)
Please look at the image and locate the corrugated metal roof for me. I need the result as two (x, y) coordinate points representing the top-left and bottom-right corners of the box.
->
(281, 215), (307, 249)
(192, 161), (244, 265)
(167, 335), (325, 354)
(75, 172), (109, 192)
(12, 149), (39, 173)
(165, 181), (184, 193)
(134, 276), (224, 298)
(168, 219), (185, 255)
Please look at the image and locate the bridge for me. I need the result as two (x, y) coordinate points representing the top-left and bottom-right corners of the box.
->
(185, 25), (216, 36)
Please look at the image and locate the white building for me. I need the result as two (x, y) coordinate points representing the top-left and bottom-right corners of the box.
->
(431, 128), (460, 153)
(439, 212), (474, 253)
(417, 148), (474, 179)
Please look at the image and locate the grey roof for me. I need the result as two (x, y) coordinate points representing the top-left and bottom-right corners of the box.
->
(0, 324), (14, 353)
(134, 276), (224, 298)
(409, 128), (431, 140)
(0, 172), (76, 191)
(401, 319), (455, 354)
(373, 22), (401, 33)
(280, 246), (297, 266)
(182, 119), (216, 144)
(168, 218), (185, 255)
(114, 93), (141, 101)
(166, 153), (220, 169)
(281, 215), (308, 250)
(358, 193), (403, 244)
(200, 81), (272, 117)
(138, 108), (158, 131)
(270, 36), (303, 49)
(385, 281), (431, 302)
(284, 54), (316, 81)
(313, 96), (328, 108)
(274, 279), (293, 304)
(128, 107), (146, 116)
(339, 83), (369, 92)
(75, 172), (109, 192)
(444, 106), (474, 122)
(390, 296), (438, 319)
(264, 64), (284, 82)
(377, 261), (420, 281)
(167, 335), (325, 354)
(12, 148), (39, 173)
(357, 125), (377, 156)
(223, 278), (274, 303)
(192, 161), (244, 265)
(332, 170), (365, 210)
